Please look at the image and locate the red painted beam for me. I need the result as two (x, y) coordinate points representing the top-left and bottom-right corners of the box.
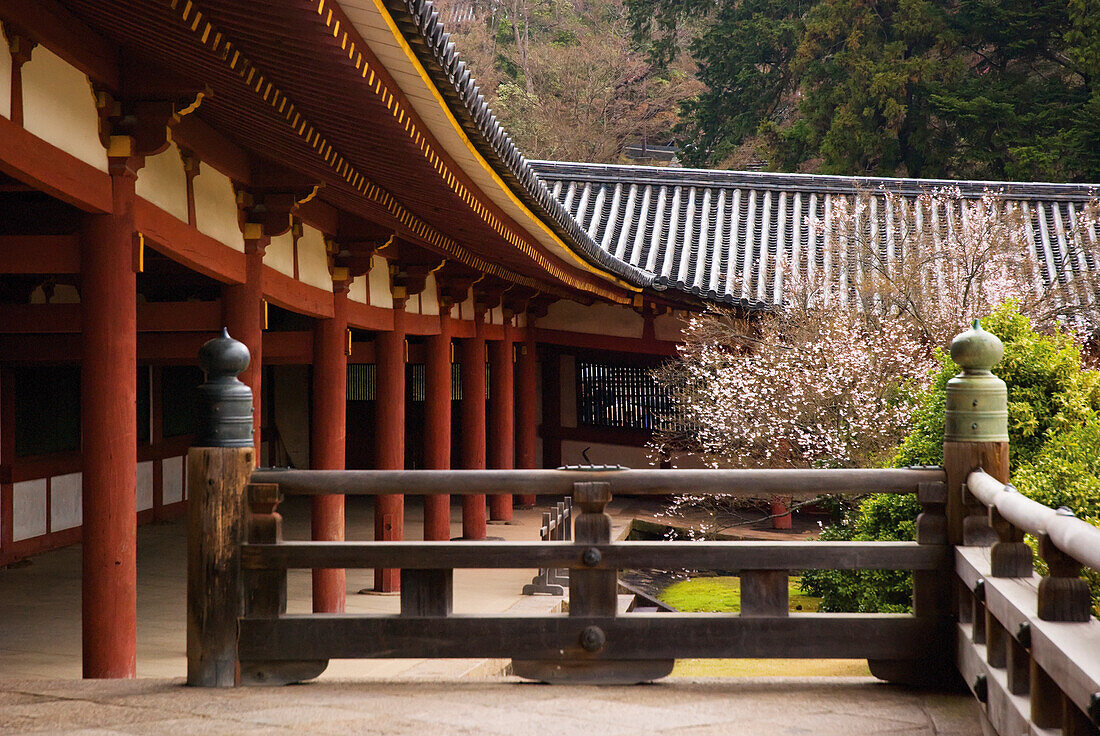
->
(263, 267), (334, 319)
(0, 114), (111, 213)
(534, 327), (679, 357)
(136, 198), (245, 285)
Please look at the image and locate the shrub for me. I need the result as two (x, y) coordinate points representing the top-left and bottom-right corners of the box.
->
(802, 303), (1100, 612)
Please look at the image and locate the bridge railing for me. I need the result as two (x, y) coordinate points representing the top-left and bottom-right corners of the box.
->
(956, 469), (1100, 735)
(188, 464), (949, 687)
(185, 322), (1100, 736)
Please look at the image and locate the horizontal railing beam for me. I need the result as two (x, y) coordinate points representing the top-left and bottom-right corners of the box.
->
(241, 540), (948, 571)
(238, 613), (938, 661)
(968, 470), (1100, 571)
(250, 467), (945, 497)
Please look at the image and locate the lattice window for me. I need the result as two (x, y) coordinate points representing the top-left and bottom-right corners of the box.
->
(576, 360), (676, 431)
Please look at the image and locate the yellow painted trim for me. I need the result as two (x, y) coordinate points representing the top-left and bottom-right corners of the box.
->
(365, 0), (638, 293)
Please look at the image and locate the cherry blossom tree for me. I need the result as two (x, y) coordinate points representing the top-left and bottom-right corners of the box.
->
(653, 187), (1100, 536)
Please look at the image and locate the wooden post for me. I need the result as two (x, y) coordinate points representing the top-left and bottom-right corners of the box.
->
(374, 307), (405, 591)
(515, 330), (538, 507)
(513, 481), (673, 684)
(459, 317), (487, 539)
(423, 309), (452, 540)
(239, 483), (327, 685)
(1037, 525), (1092, 622)
(310, 285), (348, 612)
(187, 330), (255, 687)
(488, 323), (514, 522)
(81, 151), (141, 679)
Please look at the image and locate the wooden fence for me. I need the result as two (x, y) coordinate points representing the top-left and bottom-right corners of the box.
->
(185, 323), (1100, 736)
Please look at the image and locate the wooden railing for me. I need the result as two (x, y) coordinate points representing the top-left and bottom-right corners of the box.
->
(522, 497), (571, 595)
(956, 470), (1100, 735)
(189, 466), (950, 687)
(185, 322), (1100, 736)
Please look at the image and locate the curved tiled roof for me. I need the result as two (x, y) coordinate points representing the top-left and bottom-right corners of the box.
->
(384, 0), (655, 291)
(530, 161), (1100, 309)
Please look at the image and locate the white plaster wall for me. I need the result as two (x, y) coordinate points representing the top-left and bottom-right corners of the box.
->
(489, 306), (503, 325)
(263, 232), (294, 277)
(135, 142), (188, 223)
(560, 440), (654, 468)
(21, 47), (106, 172)
(50, 472), (81, 531)
(457, 290), (473, 321)
(13, 478), (47, 541)
(368, 256), (393, 309)
(193, 163), (244, 252)
(348, 274), (368, 304)
(0, 24), (11, 119)
(182, 457), (189, 500)
(653, 311), (689, 343)
(136, 460), (154, 512)
(404, 293), (420, 314)
(162, 456), (184, 505)
(419, 273), (440, 316)
(297, 225), (331, 291)
(541, 301), (642, 338)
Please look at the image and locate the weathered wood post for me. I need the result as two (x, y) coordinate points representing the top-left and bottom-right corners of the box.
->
(512, 481), (673, 684)
(186, 329), (254, 687)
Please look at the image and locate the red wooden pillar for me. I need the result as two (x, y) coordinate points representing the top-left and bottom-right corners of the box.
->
(423, 309), (452, 540)
(374, 307), (405, 591)
(459, 316), (487, 539)
(223, 237), (265, 454)
(80, 153), (141, 678)
(310, 285), (348, 611)
(515, 328), (538, 507)
(488, 322), (514, 521)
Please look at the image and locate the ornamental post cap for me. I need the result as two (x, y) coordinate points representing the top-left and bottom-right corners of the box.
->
(194, 328), (254, 448)
(950, 319), (1003, 373)
(944, 319), (1008, 442)
(199, 327), (250, 379)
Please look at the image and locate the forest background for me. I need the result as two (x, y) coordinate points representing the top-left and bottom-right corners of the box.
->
(434, 0), (1100, 182)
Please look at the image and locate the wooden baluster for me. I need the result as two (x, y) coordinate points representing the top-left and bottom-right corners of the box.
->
(989, 485), (1032, 578)
(1030, 662), (1062, 729)
(871, 480), (951, 686)
(1006, 623), (1029, 695)
(569, 482), (616, 618)
(740, 571), (788, 617)
(401, 569), (453, 617)
(1037, 519), (1092, 622)
(972, 579), (987, 645)
(512, 481), (673, 684)
(239, 483), (327, 685)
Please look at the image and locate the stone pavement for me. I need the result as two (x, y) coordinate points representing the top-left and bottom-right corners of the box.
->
(0, 676), (984, 735)
(0, 497), (985, 734)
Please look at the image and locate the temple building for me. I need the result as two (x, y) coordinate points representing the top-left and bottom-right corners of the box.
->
(0, 0), (1094, 679)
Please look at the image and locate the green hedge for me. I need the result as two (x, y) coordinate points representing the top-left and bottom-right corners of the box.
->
(802, 304), (1100, 612)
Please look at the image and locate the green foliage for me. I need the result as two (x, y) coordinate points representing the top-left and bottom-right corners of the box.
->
(803, 304), (1100, 612)
(629, 0), (1100, 179)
